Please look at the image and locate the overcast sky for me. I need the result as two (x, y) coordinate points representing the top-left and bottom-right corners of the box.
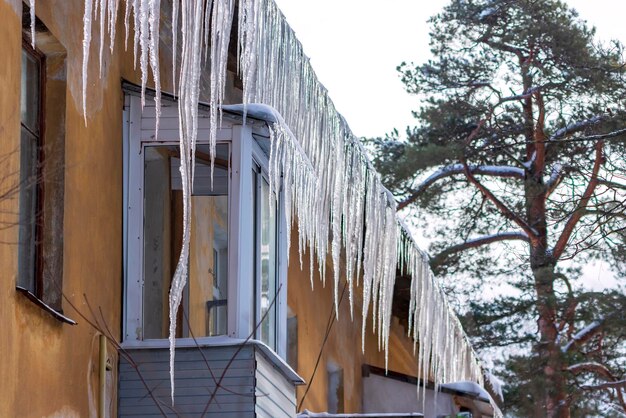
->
(274, 0), (626, 139)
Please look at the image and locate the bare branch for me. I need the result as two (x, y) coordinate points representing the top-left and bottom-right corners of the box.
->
(479, 37), (526, 59)
(552, 141), (604, 260)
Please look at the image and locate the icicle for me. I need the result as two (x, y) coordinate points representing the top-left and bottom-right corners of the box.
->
(123, 0), (132, 50)
(109, 0), (121, 54)
(81, 0), (93, 123)
(76, 0), (493, 409)
(28, 0), (36, 48)
(98, 0), (106, 76)
(208, 0), (235, 181)
(132, 0), (140, 68)
(148, 0), (162, 136)
(171, 0), (179, 93)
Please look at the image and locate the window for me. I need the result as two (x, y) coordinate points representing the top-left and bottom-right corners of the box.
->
(16, 12), (67, 321)
(141, 144), (230, 339)
(123, 96), (288, 357)
(18, 40), (44, 295)
(253, 163), (278, 349)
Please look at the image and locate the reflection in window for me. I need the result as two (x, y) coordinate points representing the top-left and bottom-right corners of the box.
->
(142, 144), (229, 339)
(254, 165), (278, 349)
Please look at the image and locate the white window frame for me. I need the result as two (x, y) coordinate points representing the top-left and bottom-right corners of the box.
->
(122, 95), (287, 359)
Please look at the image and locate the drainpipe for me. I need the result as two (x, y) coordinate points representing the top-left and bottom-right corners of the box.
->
(99, 334), (107, 418)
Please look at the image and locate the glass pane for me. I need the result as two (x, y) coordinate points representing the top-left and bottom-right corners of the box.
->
(17, 126), (39, 291)
(142, 144), (229, 339)
(258, 175), (277, 349)
(21, 49), (40, 135)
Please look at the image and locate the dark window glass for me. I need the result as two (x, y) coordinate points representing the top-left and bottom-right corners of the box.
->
(17, 44), (43, 293)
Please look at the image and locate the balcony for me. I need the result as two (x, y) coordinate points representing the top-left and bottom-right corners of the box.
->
(118, 338), (304, 417)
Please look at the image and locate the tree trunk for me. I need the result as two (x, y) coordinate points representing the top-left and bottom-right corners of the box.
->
(532, 262), (569, 417)
(527, 172), (570, 417)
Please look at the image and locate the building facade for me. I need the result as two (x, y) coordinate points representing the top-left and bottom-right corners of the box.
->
(0, 1), (496, 416)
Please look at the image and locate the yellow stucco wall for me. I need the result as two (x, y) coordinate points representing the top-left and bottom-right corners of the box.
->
(0, 1), (422, 416)
(0, 1), (134, 416)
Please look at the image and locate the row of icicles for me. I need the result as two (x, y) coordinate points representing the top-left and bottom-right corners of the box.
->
(26, 0), (494, 410)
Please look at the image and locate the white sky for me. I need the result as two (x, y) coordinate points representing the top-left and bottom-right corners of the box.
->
(274, 0), (626, 139)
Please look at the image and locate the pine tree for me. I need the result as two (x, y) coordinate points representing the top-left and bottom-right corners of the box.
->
(371, 0), (626, 415)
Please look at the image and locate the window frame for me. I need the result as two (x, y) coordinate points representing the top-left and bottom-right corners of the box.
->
(18, 37), (46, 298)
(123, 96), (288, 359)
(252, 147), (280, 351)
(16, 23), (72, 325)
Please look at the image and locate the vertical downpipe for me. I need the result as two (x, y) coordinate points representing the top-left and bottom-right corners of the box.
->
(98, 334), (107, 418)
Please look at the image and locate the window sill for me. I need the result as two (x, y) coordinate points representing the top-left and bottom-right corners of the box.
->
(16, 286), (77, 325)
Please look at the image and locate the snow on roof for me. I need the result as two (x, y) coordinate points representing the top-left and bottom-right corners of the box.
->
(441, 381), (492, 402)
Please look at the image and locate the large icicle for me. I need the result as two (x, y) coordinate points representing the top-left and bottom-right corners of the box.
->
(28, 0), (36, 47)
(76, 0), (495, 411)
(235, 0), (490, 407)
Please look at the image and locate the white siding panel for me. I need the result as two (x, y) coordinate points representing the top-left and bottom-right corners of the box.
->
(255, 348), (297, 418)
(118, 346), (256, 418)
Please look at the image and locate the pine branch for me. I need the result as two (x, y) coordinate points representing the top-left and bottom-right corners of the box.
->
(552, 141), (604, 260)
(398, 164), (524, 210)
(568, 362), (613, 379)
(562, 319), (605, 353)
(533, 91), (547, 178)
(550, 115), (607, 141)
(461, 158), (539, 241)
(599, 179), (626, 191)
(581, 380), (626, 391)
(430, 231), (529, 269)
(583, 210), (626, 220)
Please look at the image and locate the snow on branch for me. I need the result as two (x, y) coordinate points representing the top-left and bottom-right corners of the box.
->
(546, 163), (563, 196)
(568, 361), (612, 377)
(430, 231), (529, 268)
(568, 361), (626, 403)
(461, 158), (539, 241)
(550, 115), (606, 141)
(581, 380), (626, 391)
(562, 319), (604, 353)
(399, 164), (524, 210)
